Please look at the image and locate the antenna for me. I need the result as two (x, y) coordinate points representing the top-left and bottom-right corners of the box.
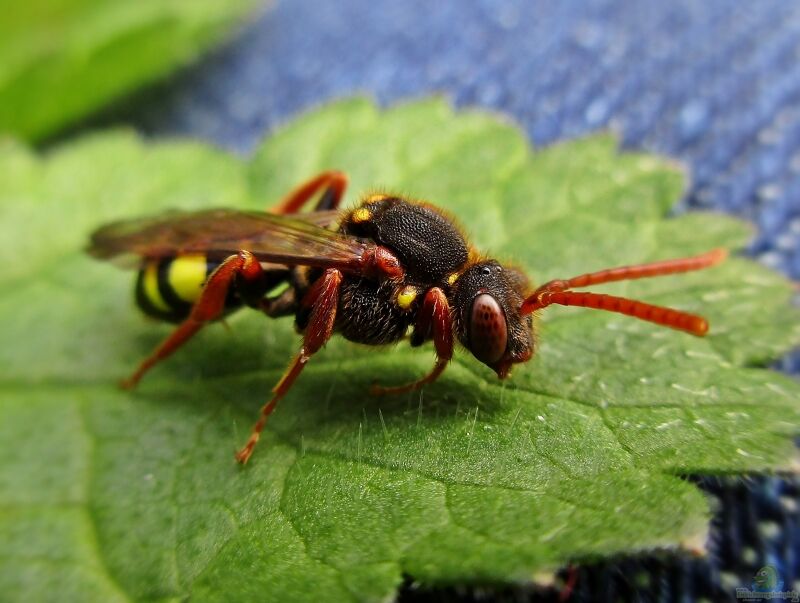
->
(519, 249), (727, 336)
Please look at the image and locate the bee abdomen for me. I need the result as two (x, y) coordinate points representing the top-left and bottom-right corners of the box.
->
(135, 255), (239, 323)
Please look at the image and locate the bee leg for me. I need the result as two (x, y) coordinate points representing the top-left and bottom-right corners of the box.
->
(270, 171), (349, 214)
(371, 288), (453, 396)
(235, 268), (342, 464)
(259, 287), (297, 318)
(121, 251), (263, 389)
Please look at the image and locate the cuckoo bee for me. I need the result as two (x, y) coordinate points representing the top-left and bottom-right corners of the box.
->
(88, 171), (726, 463)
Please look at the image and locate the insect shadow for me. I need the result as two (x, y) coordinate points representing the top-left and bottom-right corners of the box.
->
(169, 344), (501, 432)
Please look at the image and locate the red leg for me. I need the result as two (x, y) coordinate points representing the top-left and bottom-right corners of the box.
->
(121, 251), (263, 389)
(270, 171), (348, 214)
(235, 268), (342, 464)
(559, 564), (578, 602)
(371, 288), (453, 395)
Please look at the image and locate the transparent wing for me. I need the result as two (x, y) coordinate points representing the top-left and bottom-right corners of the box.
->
(88, 208), (367, 271)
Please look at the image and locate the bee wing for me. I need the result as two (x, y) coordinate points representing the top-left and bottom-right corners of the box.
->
(87, 208), (367, 272)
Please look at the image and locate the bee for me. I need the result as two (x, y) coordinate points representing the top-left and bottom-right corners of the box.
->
(88, 171), (726, 464)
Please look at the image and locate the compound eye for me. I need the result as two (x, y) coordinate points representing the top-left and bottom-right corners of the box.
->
(469, 294), (508, 364)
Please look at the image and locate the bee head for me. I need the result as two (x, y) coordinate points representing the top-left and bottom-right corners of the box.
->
(451, 260), (534, 378)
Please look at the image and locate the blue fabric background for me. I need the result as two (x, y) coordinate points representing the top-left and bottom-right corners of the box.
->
(117, 0), (800, 599)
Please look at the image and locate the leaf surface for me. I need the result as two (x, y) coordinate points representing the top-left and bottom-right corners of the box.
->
(1, 98), (799, 601)
(0, 0), (260, 141)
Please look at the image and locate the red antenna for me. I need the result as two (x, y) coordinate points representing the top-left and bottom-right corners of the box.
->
(519, 249), (727, 335)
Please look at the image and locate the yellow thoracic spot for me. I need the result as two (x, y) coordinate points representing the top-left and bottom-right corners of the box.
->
(352, 208), (372, 223)
(364, 194), (387, 203)
(169, 254), (208, 303)
(396, 286), (418, 310)
(143, 262), (170, 311)
(447, 272), (459, 285)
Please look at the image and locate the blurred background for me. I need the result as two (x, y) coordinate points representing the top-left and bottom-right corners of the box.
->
(4, 0), (799, 600)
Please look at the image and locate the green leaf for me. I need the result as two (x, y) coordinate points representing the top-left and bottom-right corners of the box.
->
(0, 0), (261, 142)
(1, 98), (799, 601)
